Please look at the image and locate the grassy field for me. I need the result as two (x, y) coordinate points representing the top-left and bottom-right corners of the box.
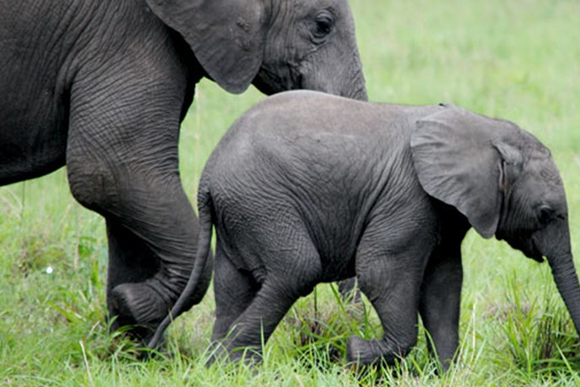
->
(2, 0), (580, 385)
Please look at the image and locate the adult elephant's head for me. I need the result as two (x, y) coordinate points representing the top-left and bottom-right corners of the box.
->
(411, 106), (580, 337)
(146, 0), (367, 100)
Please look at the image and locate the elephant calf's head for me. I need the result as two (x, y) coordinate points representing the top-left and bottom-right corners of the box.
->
(410, 105), (580, 338)
(146, 0), (367, 100)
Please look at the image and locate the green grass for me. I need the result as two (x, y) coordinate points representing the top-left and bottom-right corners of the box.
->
(2, 0), (580, 385)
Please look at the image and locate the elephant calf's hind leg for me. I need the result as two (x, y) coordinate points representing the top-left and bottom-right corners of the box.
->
(211, 243), (261, 342)
(210, 233), (322, 363)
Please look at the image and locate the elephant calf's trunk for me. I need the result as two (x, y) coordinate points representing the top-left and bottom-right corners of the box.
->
(549, 254), (580, 336)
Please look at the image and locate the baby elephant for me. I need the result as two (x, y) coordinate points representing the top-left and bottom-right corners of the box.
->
(149, 90), (580, 369)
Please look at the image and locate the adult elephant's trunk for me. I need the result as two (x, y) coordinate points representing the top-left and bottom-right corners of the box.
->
(549, 253), (580, 336)
(346, 68), (367, 101)
(342, 54), (367, 101)
(326, 54), (367, 102)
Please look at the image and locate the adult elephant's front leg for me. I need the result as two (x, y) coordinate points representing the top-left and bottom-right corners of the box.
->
(102, 185), (212, 339)
(65, 77), (210, 340)
(105, 219), (160, 331)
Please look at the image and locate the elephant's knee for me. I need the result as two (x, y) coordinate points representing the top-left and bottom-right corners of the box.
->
(67, 163), (117, 211)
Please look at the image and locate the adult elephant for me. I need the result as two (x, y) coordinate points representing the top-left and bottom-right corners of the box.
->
(0, 0), (366, 339)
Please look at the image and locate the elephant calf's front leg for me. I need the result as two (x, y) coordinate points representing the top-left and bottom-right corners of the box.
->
(347, 247), (427, 365)
(419, 246), (463, 370)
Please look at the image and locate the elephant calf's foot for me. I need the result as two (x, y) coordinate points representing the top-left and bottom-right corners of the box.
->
(346, 336), (410, 366)
(110, 282), (171, 341)
(206, 341), (263, 366)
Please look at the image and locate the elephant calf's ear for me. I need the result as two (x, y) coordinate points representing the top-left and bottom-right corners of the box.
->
(410, 106), (505, 238)
(146, 0), (266, 94)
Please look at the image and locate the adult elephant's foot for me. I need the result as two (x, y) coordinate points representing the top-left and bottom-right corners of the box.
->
(109, 282), (171, 341)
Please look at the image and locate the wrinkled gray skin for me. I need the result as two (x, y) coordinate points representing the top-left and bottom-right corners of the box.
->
(150, 90), (580, 370)
(0, 0), (366, 339)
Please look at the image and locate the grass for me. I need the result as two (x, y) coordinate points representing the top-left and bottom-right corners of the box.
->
(2, 0), (580, 385)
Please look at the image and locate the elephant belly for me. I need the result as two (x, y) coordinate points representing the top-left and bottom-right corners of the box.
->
(0, 8), (72, 186)
(0, 100), (68, 186)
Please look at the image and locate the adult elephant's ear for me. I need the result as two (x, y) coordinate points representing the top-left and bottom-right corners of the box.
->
(146, 0), (265, 94)
(410, 106), (522, 238)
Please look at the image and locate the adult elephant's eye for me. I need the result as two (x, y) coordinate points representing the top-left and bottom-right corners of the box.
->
(537, 204), (555, 225)
(312, 12), (335, 42)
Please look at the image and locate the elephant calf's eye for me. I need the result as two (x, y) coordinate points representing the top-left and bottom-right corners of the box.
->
(311, 12), (335, 42)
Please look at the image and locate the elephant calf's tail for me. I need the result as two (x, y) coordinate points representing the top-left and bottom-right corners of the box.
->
(146, 188), (214, 351)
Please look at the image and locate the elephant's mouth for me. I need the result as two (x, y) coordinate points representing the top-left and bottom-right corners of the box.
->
(252, 72), (283, 95)
(519, 238), (545, 263)
(253, 64), (301, 95)
(528, 245), (545, 263)
(497, 232), (545, 263)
